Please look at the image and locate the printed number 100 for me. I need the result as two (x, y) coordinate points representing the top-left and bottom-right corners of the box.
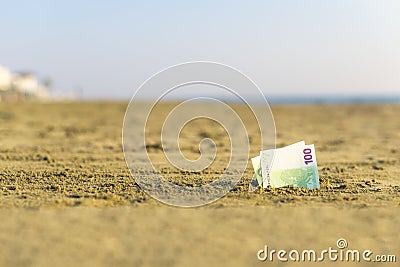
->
(303, 148), (313, 165)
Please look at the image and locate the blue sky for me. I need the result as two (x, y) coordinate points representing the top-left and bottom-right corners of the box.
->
(1, 0), (399, 99)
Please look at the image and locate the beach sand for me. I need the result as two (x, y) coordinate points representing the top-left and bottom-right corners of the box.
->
(0, 102), (398, 266)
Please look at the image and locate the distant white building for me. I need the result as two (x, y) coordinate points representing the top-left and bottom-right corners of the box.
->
(12, 72), (48, 99)
(0, 65), (49, 100)
(12, 72), (38, 93)
(0, 66), (12, 91)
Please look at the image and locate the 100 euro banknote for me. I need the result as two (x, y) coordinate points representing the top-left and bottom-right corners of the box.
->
(251, 141), (320, 189)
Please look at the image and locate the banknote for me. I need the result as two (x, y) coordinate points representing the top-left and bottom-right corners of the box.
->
(266, 144), (319, 189)
(251, 141), (305, 187)
(260, 141), (305, 186)
(251, 141), (320, 189)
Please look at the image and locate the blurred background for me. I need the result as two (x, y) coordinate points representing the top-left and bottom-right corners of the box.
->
(0, 0), (399, 102)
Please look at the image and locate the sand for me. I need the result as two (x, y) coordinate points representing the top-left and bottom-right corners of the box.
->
(0, 102), (399, 266)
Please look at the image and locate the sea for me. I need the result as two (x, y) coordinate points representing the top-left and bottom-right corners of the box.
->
(265, 95), (400, 104)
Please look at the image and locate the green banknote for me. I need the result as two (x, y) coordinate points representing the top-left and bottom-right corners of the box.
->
(251, 141), (320, 189)
(260, 141), (305, 186)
